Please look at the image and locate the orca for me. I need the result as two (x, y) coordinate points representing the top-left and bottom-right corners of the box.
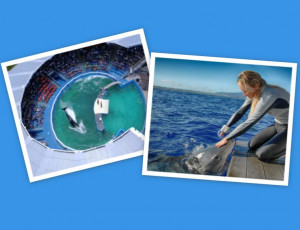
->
(147, 140), (236, 176)
(62, 107), (79, 128)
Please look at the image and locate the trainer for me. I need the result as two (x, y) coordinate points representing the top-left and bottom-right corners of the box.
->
(216, 70), (289, 161)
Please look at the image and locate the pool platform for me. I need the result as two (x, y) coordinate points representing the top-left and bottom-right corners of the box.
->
(94, 81), (121, 131)
(227, 140), (285, 181)
(94, 97), (109, 131)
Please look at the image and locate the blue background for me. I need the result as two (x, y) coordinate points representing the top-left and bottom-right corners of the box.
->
(0, 1), (299, 229)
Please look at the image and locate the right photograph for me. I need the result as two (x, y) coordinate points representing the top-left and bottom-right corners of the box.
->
(143, 53), (297, 186)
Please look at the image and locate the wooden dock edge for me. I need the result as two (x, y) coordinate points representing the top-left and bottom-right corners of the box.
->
(227, 140), (285, 181)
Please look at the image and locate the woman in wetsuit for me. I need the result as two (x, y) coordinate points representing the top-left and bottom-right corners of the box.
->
(216, 70), (289, 161)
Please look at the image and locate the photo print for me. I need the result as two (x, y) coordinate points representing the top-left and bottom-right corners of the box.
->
(2, 29), (150, 182)
(143, 53), (297, 186)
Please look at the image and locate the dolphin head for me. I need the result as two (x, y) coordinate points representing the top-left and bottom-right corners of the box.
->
(185, 140), (235, 175)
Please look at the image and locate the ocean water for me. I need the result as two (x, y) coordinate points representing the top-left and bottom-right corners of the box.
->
(53, 75), (145, 150)
(148, 87), (274, 174)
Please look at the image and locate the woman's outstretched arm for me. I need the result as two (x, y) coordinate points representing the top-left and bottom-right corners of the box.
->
(219, 97), (252, 135)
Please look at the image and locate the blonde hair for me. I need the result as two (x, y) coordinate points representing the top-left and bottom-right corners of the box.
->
(238, 71), (288, 116)
(237, 71), (266, 116)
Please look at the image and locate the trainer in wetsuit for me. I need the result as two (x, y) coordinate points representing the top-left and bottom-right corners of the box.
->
(216, 70), (289, 161)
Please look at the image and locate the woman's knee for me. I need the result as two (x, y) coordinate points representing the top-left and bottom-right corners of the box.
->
(249, 139), (257, 150)
(255, 148), (272, 161)
(255, 146), (285, 162)
(249, 139), (262, 150)
(249, 126), (276, 150)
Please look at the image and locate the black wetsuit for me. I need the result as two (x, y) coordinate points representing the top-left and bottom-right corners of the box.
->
(220, 86), (289, 161)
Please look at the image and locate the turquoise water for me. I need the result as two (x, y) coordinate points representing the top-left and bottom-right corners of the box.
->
(53, 75), (145, 150)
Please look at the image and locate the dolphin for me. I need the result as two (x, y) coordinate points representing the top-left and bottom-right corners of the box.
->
(147, 140), (236, 176)
(62, 107), (79, 128)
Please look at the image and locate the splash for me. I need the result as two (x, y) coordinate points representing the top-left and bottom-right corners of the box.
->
(70, 120), (87, 134)
(75, 75), (109, 92)
(183, 138), (206, 155)
(190, 143), (210, 155)
(75, 74), (103, 83)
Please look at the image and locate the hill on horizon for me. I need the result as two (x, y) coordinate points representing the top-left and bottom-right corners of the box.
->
(154, 85), (244, 100)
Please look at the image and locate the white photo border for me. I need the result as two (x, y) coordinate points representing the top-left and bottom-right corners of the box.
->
(142, 52), (297, 186)
(1, 29), (150, 182)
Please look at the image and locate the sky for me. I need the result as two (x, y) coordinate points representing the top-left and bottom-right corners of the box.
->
(154, 57), (292, 93)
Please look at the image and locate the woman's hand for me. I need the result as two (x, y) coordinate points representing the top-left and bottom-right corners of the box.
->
(219, 131), (226, 137)
(215, 137), (229, 148)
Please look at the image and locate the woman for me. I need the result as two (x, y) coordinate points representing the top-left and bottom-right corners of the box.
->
(215, 70), (289, 161)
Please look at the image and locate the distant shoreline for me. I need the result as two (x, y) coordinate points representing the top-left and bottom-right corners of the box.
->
(153, 85), (244, 100)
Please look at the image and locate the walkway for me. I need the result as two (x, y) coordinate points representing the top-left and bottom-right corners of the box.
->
(103, 81), (121, 91)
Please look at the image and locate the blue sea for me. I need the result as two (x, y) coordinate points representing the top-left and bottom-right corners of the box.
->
(148, 87), (274, 174)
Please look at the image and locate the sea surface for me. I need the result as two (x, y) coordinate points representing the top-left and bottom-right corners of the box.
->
(148, 87), (274, 174)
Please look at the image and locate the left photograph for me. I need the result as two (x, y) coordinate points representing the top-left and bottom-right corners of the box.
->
(1, 29), (150, 182)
